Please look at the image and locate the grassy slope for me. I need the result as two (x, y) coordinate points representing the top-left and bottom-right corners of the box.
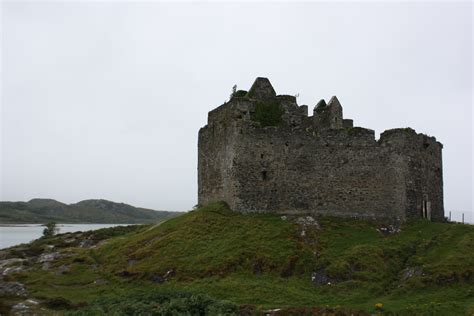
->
(9, 203), (474, 314)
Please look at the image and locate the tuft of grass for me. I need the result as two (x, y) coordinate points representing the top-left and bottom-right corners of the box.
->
(346, 127), (371, 136)
(231, 90), (248, 98)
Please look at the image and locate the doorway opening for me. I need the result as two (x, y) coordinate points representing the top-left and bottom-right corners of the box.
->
(422, 200), (432, 220)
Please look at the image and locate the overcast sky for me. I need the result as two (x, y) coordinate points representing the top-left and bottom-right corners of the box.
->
(1, 2), (472, 221)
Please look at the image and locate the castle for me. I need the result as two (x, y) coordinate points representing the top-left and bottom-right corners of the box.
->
(198, 78), (444, 222)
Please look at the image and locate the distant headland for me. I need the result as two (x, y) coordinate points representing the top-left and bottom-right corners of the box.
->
(0, 198), (180, 224)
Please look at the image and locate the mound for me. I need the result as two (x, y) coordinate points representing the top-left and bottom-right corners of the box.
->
(1, 202), (473, 315)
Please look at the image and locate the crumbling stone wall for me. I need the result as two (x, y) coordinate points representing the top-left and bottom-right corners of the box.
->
(198, 78), (444, 222)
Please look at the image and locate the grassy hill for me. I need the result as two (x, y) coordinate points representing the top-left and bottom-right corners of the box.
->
(0, 198), (179, 224)
(1, 202), (473, 315)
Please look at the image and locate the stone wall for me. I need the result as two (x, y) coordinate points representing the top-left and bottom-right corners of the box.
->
(198, 78), (444, 222)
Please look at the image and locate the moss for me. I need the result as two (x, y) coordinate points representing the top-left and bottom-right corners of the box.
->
(402, 127), (415, 133)
(232, 90), (248, 98)
(251, 101), (284, 127)
(346, 127), (369, 136)
(246, 86), (257, 98)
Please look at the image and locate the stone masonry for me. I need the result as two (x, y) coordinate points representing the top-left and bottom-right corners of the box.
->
(198, 78), (444, 222)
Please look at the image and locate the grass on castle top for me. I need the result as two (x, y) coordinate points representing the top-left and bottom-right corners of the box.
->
(9, 202), (474, 315)
(251, 101), (284, 127)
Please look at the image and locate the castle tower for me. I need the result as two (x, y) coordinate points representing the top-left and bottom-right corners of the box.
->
(313, 96), (343, 130)
(247, 77), (276, 100)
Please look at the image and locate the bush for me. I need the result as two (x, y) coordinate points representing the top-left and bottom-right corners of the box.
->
(43, 297), (75, 310)
(43, 222), (59, 238)
(251, 101), (283, 127)
(232, 90), (248, 98)
(66, 292), (239, 315)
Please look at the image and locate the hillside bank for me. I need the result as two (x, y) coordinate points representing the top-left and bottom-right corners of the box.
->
(0, 203), (473, 315)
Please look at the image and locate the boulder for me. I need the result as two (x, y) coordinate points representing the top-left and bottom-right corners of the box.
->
(0, 281), (27, 297)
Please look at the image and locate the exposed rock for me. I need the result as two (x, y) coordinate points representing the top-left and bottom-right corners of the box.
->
(0, 281), (27, 297)
(144, 236), (162, 246)
(0, 258), (24, 269)
(92, 240), (109, 248)
(0, 258), (25, 277)
(401, 267), (424, 281)
(41, 262), (51, 271)
(152, 275), (164, 284)
(94, 278), (108, 285)
(294, 216), (320, 241)
(55, 264), (70, 275)
(295, 216), (320, 229)
(151, 269), (175, 284)
(311, 268), (331, 285)
(0, 250), (9, 260)
(38, 252), (60, 263)
(377, 225), (401, 236)
(3, 265), (27, 276)
(79, 239), (94, 248)
(10, 299), (40, 315)
(163, 268), (175, 279)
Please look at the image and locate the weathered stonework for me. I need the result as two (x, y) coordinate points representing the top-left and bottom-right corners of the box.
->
(198, 78), (444, 222)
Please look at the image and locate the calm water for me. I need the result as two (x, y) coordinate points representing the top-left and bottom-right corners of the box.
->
(0, 224), (131, 249)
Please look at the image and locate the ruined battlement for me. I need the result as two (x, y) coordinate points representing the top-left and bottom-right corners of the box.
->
(379, 128), (442, 150)
(205, 78), (441, 153)
(198, 78), (444, 222)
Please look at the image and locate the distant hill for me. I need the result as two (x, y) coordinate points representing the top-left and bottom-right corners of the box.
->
(0, 198), (180, 224)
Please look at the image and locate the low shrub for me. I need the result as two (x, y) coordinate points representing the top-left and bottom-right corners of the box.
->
(251, 101), (283, 127)
(66, 292), (238, 316)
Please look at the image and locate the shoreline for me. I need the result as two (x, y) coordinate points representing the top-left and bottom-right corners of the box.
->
(0, 223), (139, 227)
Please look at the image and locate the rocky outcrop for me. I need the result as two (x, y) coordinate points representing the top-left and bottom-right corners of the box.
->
(0, 281), (27, 297)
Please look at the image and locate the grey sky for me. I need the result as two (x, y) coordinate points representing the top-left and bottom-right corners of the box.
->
(1, 2), (472, 221)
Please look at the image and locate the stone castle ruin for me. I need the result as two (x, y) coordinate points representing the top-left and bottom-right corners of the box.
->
(198, 78), (444, 222)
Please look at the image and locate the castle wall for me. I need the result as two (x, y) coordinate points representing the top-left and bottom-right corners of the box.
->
(229, 126), (408, 221)
(198, 78), (444, 222)
(198, 103), (240, 206)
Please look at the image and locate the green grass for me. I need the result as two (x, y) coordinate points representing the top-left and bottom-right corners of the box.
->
(251, 101), (284, 127)
(96, 202), (307, 279)
(5, 202), (474, 315)
(231, 90), (248, 98)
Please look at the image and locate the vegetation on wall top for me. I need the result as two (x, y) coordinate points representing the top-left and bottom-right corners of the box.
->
(251, 101), (284, 127)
